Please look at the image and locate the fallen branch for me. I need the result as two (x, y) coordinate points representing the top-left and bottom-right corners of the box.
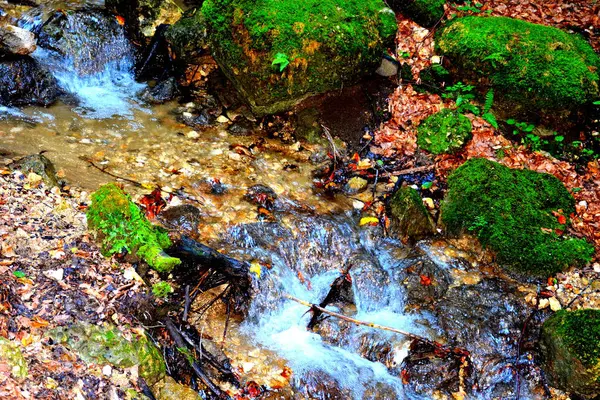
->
(389, 164), (435, 176)
(287, 294), (470, 358)
(163, 318), (229, 399)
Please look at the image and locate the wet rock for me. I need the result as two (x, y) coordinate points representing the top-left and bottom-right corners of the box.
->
(540, 309), (600, 399)
(157, 204), (202, 233)
(200, 0), (397, 115)
(38, 9), (134, 76)
(398, 255), (450, 307)
(105, 0), (182, 42)
(0, 55), (60, 106)
(49, 323), (166, 385)
(153, 375), (202, 400)
(175, 95), (222, 128)
(244, 184), (277, 211)
(375, 56), (399, 77)
(295, 108), (322, 144)
(0, 337), (28, 380)
(165, 7), (209, 65)
(388, 186), (435, 241)
(343, 176), (368, 195)
(293, 370), (353, 399)
(12, 153), (59, 187)
(140, 77), (179, 104)
(0, 24), (36, 55)
(227, 116), (255, 136)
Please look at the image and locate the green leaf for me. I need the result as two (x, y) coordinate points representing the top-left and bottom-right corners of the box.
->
(483, 112), (498, 128)
(272, 53), (290, 72)
(422, 181), (433, 189)
(593, 101), (600, 105)
(506, 119), (516, 125)
(525, 124), (535, 132)
(554, 135), (564, 142)
(13, 271), (26, 279)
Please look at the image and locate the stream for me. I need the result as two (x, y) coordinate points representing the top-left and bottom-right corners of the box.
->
(0, 2), (549, 399)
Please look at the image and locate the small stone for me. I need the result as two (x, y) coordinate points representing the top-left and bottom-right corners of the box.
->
(352, 200), (365, 210)
(43, 269), (64, 281)
(186, 131), (199, 139)
(538, 298), (549, 309)
(216, 115), (230, 123)
(343, 177), (368, 195)
(102, 365), (112, 377)
(422, 197), (435, 209)
(548, 297), (561, 311)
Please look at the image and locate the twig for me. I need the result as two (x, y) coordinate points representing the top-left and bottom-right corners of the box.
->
(286, 294), (469, 357)
(183, 285), (191, 323)
(321, 124), (339, 166)
(390, 164), (435, 176)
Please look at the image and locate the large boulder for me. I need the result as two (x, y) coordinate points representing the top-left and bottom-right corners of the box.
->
(435, 16), (600, 116)
(199, 0), (398, 116)
(0, 24), (36, 55)
(541, 309), (600, 399)
(165, 7), (210, 65)
(0, 55), (60, 106)
(105, 0), (183, 42)
(441, 158), (594, 276)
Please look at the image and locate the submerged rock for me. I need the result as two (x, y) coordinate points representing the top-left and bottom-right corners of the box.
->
(49, 323), (166, 385)
(541, 309), (600, 399)
(199, 0), (398, 115)
(388, 186), (436, 241)
(417, 108), (472, 154)
(157, 204), (202, 233)
(141, 76), (179, 104)
(0, 24), (36, 55)
(441, 158), (594, 276)
(87, 183), (181, 273)
(0, 55), (60, 106)
(12, 153), (59, 187)
(244, 184), (277, 210)
(105, 0), (183, 42)
(435, 16), (600, 115)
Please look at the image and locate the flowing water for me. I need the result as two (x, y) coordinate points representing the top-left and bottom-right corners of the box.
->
(0, 3), (547, 399)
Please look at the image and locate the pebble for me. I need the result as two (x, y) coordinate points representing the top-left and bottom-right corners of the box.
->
(102, 365), (112, 377)
(548, 297), (562, 311)
(43, 268), (64, 282)
(186, 131), (199, 139)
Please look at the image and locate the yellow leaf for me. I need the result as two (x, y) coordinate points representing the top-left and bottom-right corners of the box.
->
(250, 261), (262, 279)
(359, 217), (379, 226)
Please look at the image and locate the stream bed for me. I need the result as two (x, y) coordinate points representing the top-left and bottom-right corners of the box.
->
(0, 1), (554, 399)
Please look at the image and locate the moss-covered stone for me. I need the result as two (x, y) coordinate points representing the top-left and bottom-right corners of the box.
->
(153, 376), (202, 400)
(165, 8), (209, 65)
(389, 186), (436, 241)
(106, 0), (182, 41)
(49, 323), (166, 385)
(86, 183), (181, 273)
(389, 0), (446, 28)
(0, 337), (28, 380)
(541, 309), (600, 399)
(13, 154), (59, 187)
(200, 0), (397, 115)
(441, 158), (594, 276)
(435, 16), (600, 112)
(417, 108), (472, 154)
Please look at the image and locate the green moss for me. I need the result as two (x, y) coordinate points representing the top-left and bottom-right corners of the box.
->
(390, 0), (446, 28)
(201, 0), (397, 115)
(152, 281), (174, 298)
(0, 338), (28, 380)
(545, 309), (600, 368)
(441, 158), (594, 276)
(49, 323), (166, 385)
(435, 16), (600, 110)
(86, 183), (181, 273)
(417, 108), (472, 154)
(388, 186), (435, 240)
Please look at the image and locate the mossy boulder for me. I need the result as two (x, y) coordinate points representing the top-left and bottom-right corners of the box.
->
(389, 186), (436, 241)
(200, 0), (398, 116)
(441, 158), (594, 276)
(541, 309), (600, 399)
(388, 0), (446, 28)
(106, 0), (182, 41)
(165, 8), (209, 65)
(417, 108), (472, 154)
(49, 323), (166, 385)
(86, 183), (181, 273)
(435, 16), (600, 114)
(0, 337), (28, 380)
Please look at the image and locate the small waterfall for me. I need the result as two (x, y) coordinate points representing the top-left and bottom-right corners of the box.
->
(26, 8), (145, 118)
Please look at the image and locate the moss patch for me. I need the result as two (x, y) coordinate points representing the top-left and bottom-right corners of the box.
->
(435, 16), (600, 111)
(441, 158), (594, 276)
(0, 337), (28, 380)
(201, 0), (397, 115)
(417, 108), (472, 154)
(86, 183), (181, 273)
(541, 309), (600, 397)
(389, 0), (446, 28)
(49, 323), (166, 385)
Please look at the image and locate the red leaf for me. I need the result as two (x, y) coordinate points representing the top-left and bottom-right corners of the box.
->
(420, 275), (432, 286)
(557, 215), (567, 225)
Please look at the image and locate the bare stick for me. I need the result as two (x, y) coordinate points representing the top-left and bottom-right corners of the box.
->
(390, 165), (435, 176)
(183, 285), (191, 322)
(286, 294), (469, 357)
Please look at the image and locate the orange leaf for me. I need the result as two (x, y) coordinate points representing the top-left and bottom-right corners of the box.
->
(420, 275), (432, 286)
